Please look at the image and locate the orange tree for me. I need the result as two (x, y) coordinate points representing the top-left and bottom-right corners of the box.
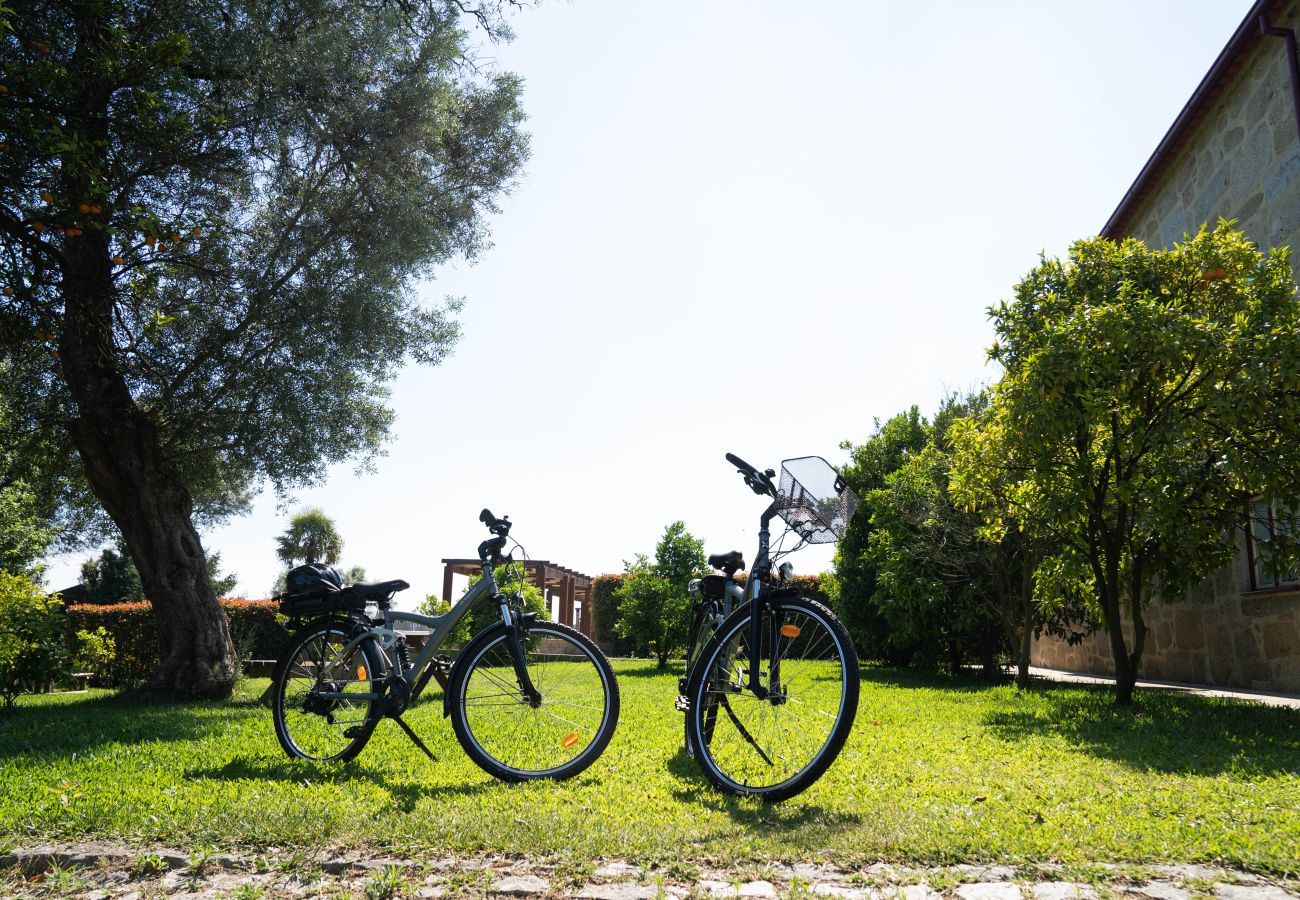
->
(951, 224), (1300, 705)
(0, 0), (528, 697)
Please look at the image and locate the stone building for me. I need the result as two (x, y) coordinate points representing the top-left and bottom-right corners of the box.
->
(1030, 0), (1300, 692)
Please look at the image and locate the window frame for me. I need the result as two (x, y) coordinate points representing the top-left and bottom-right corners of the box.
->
(1246, 497), (1299, 592)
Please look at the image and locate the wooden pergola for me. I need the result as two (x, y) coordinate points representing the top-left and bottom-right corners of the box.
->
(439, 559), (594, 637)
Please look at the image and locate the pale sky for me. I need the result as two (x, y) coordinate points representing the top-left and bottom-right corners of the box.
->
(44, 1), (1257, 608)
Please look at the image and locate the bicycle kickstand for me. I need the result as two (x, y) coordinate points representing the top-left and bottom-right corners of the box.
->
(389, 713), (438, 762)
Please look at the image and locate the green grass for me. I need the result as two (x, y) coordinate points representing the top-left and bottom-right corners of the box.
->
(0, 662), (1297, 874)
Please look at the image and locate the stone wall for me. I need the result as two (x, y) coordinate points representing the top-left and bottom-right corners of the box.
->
(1033, 2), (1300, 693)
(1031, 544), (1300, 693)
(1121, 0), (1300, 279)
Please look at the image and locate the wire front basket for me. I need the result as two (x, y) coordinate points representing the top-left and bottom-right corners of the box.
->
(776, 456), (859, 544)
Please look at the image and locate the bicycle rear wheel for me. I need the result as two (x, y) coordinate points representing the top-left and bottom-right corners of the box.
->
(272, 621), (384, 763)
(685, 594), (858, 801)
(448, 621), (619, 781)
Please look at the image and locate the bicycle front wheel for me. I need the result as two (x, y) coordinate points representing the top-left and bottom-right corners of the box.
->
(272, 621), (385, 763)
(686, 594), (859, 802)
(448, 621), (619, 781)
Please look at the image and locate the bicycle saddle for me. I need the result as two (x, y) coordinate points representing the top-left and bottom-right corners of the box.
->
(346, 579), (410, 598)
(708, 551), (745, 576)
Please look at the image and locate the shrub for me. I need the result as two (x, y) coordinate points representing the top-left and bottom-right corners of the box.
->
(65, 599), (290, 687)
(589, 574), (634, 656)
(71, 627), (116, 676)
(0, 573), (68, 706)
(415, 565), (548, 648)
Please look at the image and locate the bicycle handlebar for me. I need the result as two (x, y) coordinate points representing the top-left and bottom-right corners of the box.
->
(478, 508), (512, 563)
(725, 452), (776, 497)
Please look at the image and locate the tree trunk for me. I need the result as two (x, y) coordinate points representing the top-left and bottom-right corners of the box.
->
(1016, 589), (1034, 689)
(59, 214), (235, 700)
(1103, 596), (1135, 706)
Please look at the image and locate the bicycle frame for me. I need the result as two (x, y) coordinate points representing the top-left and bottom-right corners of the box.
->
(310, 558), (537, 706)
(683, 498), (785, 699)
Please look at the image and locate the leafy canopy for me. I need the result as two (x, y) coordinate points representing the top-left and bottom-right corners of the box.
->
(949, 223), (1300, 700)
(275, 507), (344, 567)
(0, 0), (529, 538)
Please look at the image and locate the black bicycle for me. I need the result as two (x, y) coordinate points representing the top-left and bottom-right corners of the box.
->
(679, 454), (860, 802)
(270, 510), (619, 781)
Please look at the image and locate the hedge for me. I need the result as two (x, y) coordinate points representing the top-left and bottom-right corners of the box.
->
(588, 574), (635, 657)
(586, 571), (835, 658)
(64, 599), (290, 687)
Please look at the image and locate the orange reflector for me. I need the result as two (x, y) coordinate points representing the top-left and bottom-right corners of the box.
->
(561, 732), (581, 749)
(780, 625), (801, 638)
(356, 666), (367, 681)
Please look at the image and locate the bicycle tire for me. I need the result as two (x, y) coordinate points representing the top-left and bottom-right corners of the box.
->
(685, 594), (858, 801)
(272, 621), (385, 763)
(448, 620), (619, 781)
(682, 598), (722, 758)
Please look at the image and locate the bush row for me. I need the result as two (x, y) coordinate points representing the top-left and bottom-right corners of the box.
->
(65, 599), (290, 686)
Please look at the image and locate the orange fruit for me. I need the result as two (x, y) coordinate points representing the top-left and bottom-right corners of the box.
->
(40, 192), (53, 202)
(112, 255), (124, 265)
(192, 227), (202, 237)
(32, 221), (43, 231)
(144, 235), (156, 246)
(3, 287), (13, 296)
(79, 203), (91, 214)
(65, 227), (82, 237)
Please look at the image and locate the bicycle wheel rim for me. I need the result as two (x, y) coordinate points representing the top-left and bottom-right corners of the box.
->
(691, 602), (851, 795)
(456, 624), (613, 778)
(277, 628), (380, 761)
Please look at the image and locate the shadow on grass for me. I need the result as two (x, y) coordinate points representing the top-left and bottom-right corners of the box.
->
(188, 756), (492, 812)
(983, 681), (1300, 777)
(0, 692), (252, 760)
(858, 664), (1014, 694)
(612, 661), (685, 679)
(665, 748), (864, 830)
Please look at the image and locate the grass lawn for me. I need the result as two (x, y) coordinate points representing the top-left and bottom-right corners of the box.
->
(1, 661), (1297, 875)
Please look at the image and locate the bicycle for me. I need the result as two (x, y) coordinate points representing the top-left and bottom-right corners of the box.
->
(678, 453), (860, 802)
(269, 509), (620, 781)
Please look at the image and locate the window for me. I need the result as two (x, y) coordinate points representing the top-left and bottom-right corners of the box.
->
(1247, 497), (1299, 590)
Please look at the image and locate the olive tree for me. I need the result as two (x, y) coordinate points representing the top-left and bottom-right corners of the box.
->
(950, 224), (1300, 705)
(0, 0), (529, 696)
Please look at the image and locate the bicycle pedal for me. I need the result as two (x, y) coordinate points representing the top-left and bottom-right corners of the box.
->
(674, 695), (690, 712)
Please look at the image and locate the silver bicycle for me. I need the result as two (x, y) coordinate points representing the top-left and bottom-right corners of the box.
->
(270, 510), (619, 781)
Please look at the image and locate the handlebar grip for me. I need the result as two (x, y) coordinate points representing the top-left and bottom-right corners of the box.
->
(725, 452), (758, 476)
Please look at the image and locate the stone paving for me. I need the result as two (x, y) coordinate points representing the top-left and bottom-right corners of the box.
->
(1, 844), (1298, 900)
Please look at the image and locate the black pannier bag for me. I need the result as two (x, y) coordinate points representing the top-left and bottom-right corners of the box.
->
(279, 563), (361, 617)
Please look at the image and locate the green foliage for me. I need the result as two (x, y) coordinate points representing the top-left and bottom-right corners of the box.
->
(0, 572), (66, 706)
(78, 544), (144, 604)
(70, 627), (115, 676)
(589, 574), (635, 656)
(65, 599), (288, 686)
(951, 223), (1300, 703)
(614, 522), (708, 668)
(206, 551), (240, 597)
(415, 564), (548, 648)
(833, 407), (931, 661)
(0, 399), (56, 576)
(276, 508), (344, 567)
(0, 0), (530, 672)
